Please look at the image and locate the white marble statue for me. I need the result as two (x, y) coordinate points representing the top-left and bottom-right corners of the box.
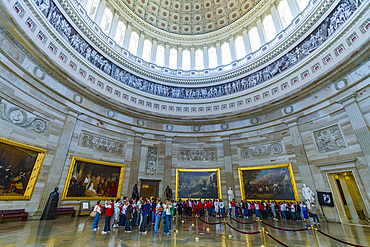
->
(302, 184), (315, 209)
(228, 187), (234, 202)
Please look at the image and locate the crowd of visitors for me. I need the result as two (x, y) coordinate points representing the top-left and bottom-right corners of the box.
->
(91, 197), (320, 235)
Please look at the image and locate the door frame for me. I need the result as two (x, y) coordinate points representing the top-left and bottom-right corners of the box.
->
(140, 179), (161, 198)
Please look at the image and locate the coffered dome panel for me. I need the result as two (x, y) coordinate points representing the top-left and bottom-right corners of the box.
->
(123, 0), (258, 35)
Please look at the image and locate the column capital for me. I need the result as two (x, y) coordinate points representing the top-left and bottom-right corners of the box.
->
(221, 135), (231, 140)
(135, 131), (145, 137)
(284, 118), (298, 127)
(66, 107), (82, 117)
(165, 136), (174, 141)
(337, 94), (357, 107)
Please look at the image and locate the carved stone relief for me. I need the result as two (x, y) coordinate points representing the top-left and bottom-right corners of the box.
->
(0, 99), (49, 134)
(313, 124), (346, 153)
(241, 142), (283, 158)
(146, 147), (158, 175)
(80, 132), (125, 154)
(179, 149), (217, 161)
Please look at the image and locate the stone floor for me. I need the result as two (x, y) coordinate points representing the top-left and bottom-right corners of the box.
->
(0, 215), (369, 247)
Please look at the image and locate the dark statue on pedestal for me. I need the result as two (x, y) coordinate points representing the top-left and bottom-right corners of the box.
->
(165, 185), (172, 201)
(41, 187), (59, 220)
(132, 184), (139, 200)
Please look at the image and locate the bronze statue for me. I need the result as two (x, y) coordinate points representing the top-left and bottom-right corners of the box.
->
(41, 187), (59, 220)
(165, 185), (172, 201)
(132, 184), (139, 200)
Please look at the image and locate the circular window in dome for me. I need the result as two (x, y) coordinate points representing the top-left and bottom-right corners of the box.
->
(205, 1), (211, 8)
(173, 14), (178, 20)
(219, 19), (225, 25)
(184, 16), (190, 22)
(208, 24), (213, 29)
(174, 3), (179, 9)
(164, 0), (169, 5)
(206, 13), (212, 19)
(244, 3), (250, 10)
(195, 26), (201, 32)
(215, 0), (221, 3)
(141, 0), (145, 4)
(195, 15), (201, 21)
(162, 11), (167, 17)
(195, 4), (200, 10)
(229, 1), (235, 8)
(217, 8), (223, 15)
(184, 4), (190, 10)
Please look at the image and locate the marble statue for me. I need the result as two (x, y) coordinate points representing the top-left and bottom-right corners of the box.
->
(302, 184), (315, 209)
(228, 187), (234, 202)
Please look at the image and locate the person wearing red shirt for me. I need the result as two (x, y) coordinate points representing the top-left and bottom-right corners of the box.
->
(198, 200), (204, 217)
(102, 199), (114, 234)
(207, 200), (213, 216)
(193, 200), (198, 215)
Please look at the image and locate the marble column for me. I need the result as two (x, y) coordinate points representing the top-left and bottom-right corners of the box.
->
(150, 39), (157, 63)
(108, 12), (119, 37)
(177, 45), (182, 70)
(287, 0), (300, 17)
(229, 36), (236, 61)
(216, 42), (222, 67)
(270, 3), (283, 33)
(256, 18), (267, 45)
(221, 135), (235, 200)
(242, 30), (252, 54)
(122, 23), (132, 49)
(80, 0), (89, 9)
(340, 95), (370, 169)
(162, 136), (173, 197)
(190, 46), (195, 70)
(136, 33), (145, 57)
(285, 119), (316, 199)
(203, 44), (209, 69)
(93, 0), (106, 25)
(128, 132), (143, 193)
(164, 43), (170, 67)
(34, 109), (80, 218)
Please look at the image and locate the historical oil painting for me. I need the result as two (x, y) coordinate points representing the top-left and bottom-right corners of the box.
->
(0, 137), (46, 200)
(62, 157), (125, 200)
(176, 169), (221, 200)
(239, 164), (299, 201)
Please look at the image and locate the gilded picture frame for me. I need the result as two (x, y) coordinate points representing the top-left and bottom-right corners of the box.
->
(0, 137), (46, 201)
(176, 168), (222, 200)
(61, 156), (125, 201)
(238, 163), (299, 202)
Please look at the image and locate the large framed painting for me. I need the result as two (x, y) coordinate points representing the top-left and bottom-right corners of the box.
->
(238, 163), (299, 202)
(0, 137), (46, 200)
(61, 157), (125, 201)
(176, 168), (221, 200)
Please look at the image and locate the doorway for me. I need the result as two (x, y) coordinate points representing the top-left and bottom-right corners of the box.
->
(140, 179), (160, 199)
(329, 171), (368, 224)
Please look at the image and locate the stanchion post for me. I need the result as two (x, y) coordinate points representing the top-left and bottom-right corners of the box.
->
(227, 215), (233, 238)
(257, 218), (262, 230)
(223, 219), (228, 241)
(262, 228), (267, 247)
(310, 225), (319, 247)
(175, 214), (179, 234)
(195, 215), (199, 242)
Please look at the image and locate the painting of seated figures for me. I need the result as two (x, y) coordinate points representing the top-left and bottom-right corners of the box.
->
(62, 157), (125, 200)
(0, 137), (46, 200)
(239, 163), (299, 202)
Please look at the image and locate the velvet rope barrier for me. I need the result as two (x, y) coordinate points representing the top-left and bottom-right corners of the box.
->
(179, 215), (195, 220)
(266, 232), (290, 247)
(197, 217), (224, 225)
(316, 229), (366, 247)
(208, 214), (227, 219)
(225, 221), (260, 235)
(229, 216), (257, 225)
(261, 221), (309, 232)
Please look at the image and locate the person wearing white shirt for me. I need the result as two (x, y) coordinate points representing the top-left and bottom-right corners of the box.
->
(219, 199), (225, 217)
(137, 197), (142, 227)
(163, 200), (172, 235)
(113, 198), (121, 228)
(214, 199), (219, 217)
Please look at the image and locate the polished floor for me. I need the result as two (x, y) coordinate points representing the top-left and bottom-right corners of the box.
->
(0, 215), (369, 247)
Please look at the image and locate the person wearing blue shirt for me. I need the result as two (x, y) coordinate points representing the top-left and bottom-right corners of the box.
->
(139, 198), (150, 234)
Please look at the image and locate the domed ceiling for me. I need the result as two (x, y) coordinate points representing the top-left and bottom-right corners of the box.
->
(122, 0), (258, 35)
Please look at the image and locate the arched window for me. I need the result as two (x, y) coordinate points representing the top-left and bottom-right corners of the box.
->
(278, 0), (293, 28)
(169, 48), (177, 69)
(195, 49), (204, 70)
(85, 0), (99, 17)
(235, 36), (246, 59)
(128, 31), (139, 55)
(114, 21), (126, 46)
(296, 0), (309, 11)
(156, 45), (165, 67)
(208, 47), (217, 69)
(100, 8), (113, 34)
(142, 39), (152, 62)
(221, 43), (232, 65)
(182, 50), (191, 70)
(248, 27), (261, 52)
(263, 15), (276, 42)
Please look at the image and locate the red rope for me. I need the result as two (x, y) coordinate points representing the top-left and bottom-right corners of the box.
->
(180, 215), (195, 220)
(229, 216), (257, 225)
(209, 214), (227, 219)
(225, 221), (260, 235)
(198, 217), (224, 225)
(266, 232), (290, 247)
(316, 229), (366, 247)
(261, 221), (309, 232)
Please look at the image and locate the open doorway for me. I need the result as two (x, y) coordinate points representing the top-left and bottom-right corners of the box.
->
(140, 179), (160, 199)
(328, 171), (368, 224)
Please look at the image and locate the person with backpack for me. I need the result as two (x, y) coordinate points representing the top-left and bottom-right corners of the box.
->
(139, 198), (150, 234)
(154, 198), (162, 233)
(163, 200), (172, 236)
(102, 199), (114, 234)
(92, 200), (102, 231)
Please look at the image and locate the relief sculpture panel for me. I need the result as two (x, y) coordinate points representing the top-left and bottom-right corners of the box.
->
(313, 124), (346, 153)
